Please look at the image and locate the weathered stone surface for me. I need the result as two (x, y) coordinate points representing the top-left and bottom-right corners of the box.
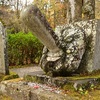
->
(24, 72), (100, 92)
(20, 5), (100, 76)
(0, 22), (9, 74)
(93, 20), (100, 70)
(0, 79), (74, 100)
(75, 19), (96, 73)
(40, 19), (98, 75)
(40, 23), (85, 76)
(0, 81), (31, 100)
(20, 5), (61, 53)
(25, 72), (98, 86)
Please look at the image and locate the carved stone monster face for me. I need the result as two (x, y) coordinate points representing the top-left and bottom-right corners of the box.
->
(40, 23), (86, 76)
(20, 5), (97, 76)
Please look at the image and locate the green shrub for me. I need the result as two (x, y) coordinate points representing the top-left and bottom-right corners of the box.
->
(7, 32), (43, 66)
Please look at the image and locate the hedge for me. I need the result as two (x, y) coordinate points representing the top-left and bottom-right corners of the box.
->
(7, 32), (43, 66)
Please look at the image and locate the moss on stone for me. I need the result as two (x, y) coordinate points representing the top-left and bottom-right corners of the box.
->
(63, 83), (74, 91)
(24, 75), (37, 82)
(2, 72), (19, 81)
(0, 94), (12, 100)
(24, 75), (44, 84)
(66, 75), (100, 80)
(0, 74), (5, 82)
(66, 70), (100, 80)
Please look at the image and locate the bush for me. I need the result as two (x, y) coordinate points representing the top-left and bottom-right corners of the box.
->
(7, 32), (43, 66)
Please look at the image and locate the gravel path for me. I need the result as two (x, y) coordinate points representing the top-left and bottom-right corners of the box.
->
(10, 66), (42, 77)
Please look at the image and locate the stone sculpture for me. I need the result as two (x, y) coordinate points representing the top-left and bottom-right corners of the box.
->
(20, 4), (100, 76)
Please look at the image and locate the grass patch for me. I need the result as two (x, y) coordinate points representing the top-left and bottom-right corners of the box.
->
(0, 74), (5, 82)
(0, 72), (19, 82)
(66, 70), (100, 80)
(65, 89), (100, 100)
(2, 72), (19, 81)
(66, 74), (100, 80)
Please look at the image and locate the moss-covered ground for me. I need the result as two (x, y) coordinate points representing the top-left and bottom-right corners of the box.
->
(63, 86), (100, 100)
(61, 71), (100, 100)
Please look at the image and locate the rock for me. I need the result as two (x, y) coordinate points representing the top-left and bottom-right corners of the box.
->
(40, 19), (98, 75)
(0, 79), (74, 100)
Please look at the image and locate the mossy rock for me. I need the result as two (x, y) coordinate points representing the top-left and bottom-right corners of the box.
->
(24, 75), (43, 83)
(3, 72), (19, 81)
(24, 75), (36, 82)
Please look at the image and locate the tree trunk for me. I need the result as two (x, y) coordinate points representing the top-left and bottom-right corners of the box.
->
(67, 0), (82, 23)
